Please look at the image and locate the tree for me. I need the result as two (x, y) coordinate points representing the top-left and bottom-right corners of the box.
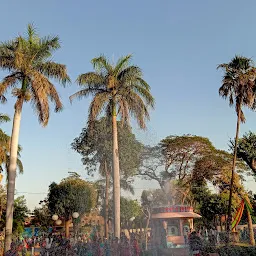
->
(31, 203), (52, 231)
(70, 54), (154, 237)
(47, 175), (97, 237)
(235, 131), (256, 174)
(96, 176), (135, 238)
(120, 197), (141, 229)
(138, 135), (217, 204)
(199, 194), (227, 229)
(72, 117), (142, 237)
(0, 195), (29, 237)
(217, 56), (256, 238)
(230, 131), (256, 245)
(0, 24), (70, 251)
(12, 196), (29, 236)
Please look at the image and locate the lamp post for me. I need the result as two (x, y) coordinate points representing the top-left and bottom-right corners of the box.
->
(52, 212), (79, 239)
(145, 194), (153, 251)
(129, 217), (135, 233)
(72, 212), (79, 242)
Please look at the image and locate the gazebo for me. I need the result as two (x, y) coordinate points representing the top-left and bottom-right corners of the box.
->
(151, 205), (201, 247)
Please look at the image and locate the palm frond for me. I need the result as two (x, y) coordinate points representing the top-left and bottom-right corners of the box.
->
(88, 93), (109, 123)
(76, 72), (106, 88)
(0, 72), (22, 95)
(36, 62), (70, 85)
(16, 158), (24, 174)
(69, 88), (102, 103)
(91, 55), (113, 74)
(0, 114), (10, 124)
(118, 66), (142, 82)
(114, 54), (132, 76)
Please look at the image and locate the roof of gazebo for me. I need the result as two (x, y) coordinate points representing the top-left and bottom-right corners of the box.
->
(151, 205), (201, 219)
(152, 212), (201, 219)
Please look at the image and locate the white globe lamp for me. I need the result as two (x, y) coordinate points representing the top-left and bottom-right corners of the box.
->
(56, 219), (62, 225)
(129, 217), (135, 222)
(52, 214), (58, 221)
(72, 212), (79, 219)
(147, 194), (153, 202)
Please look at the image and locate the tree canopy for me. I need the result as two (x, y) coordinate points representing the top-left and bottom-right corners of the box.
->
(48, 175), (97, 220)
(233, 131), (256, 175)
(72, 117), (142, 179)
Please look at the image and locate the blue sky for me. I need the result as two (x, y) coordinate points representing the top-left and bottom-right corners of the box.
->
(1, 0), (256, 210)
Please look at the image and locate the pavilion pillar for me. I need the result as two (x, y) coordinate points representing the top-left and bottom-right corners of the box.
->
(179, 219), (183, 236)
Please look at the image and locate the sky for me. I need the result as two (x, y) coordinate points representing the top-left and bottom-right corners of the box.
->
(1, 0), (256, 210)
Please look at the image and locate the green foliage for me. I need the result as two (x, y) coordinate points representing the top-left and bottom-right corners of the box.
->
(138, 135), (246, 206)
(0, 116), (23, 174)
(160, 135), (215, 180)
(31, 204), (52, 229)
(70, 54), (154, 130)
(0, 195), (29, 235)
(199, 194), (227, 227)
(218, 56), (256, 123)
(120, 197), (141, 228)
(48, 175), (97, 220)
(233, 131), (256, 174)
(0, 24), (70, 126)
(72, 117), (142, 179)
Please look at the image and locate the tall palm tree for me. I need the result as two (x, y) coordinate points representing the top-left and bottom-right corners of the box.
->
(0, 115), (23, 176)
(218, 56), (256, 243)
(70, 54), (154, 237)
(0, 24), (70, 251)
(96, 163), (135, 238)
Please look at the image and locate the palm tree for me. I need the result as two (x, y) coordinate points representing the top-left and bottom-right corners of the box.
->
(70, 54), (154, 237)
(218, 56), (256, 243)
(0, 24), (70, 251)
(0, 114), (23, 176)
(96, 166), (135, 237)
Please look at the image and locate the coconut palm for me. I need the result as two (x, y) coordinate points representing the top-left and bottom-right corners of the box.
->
(0, 24), (70, 251)
(70, 54), (154, 237)
(96, 164), (135, 238)
(218, 56), (256, 244)
(0, 114), (23, 175)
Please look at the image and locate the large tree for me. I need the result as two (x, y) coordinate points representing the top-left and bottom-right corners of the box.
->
(138, 135), (216, 204)
(72, 117), (142, 237)
(234, 131), (256, 174)
(217, 56), (256, 239)
(48, 174), (97, 238)
(0, 24), (70, 251)
(70, 54), (154, 237)
(0, 114), (23, 176)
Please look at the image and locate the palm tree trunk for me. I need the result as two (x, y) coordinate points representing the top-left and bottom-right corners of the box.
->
(112, 105), (121, 238)
(247, 207), (255, 245)
(4, 108), (22, 252)
(105, 160), (109, 239)
(227, 107), (241, 242)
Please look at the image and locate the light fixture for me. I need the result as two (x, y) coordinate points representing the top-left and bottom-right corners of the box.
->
(52, 214), (58, 221)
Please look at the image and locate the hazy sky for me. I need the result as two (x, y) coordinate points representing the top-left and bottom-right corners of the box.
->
(1, 0), (256, 210)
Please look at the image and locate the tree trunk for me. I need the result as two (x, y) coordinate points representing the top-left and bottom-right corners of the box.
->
(112, 106), (121, 238)
(145, 208), (150, 251)
(226, 107), (241, 242)
(65, 219), (71, 238)
(4, 108), (22, 252)
(247, 208), (255, 245)
(105, 160), (109, 239)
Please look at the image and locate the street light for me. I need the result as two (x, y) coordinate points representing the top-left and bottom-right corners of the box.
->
(56, 219), (62, 225)
(52, 214), (58, 221)
(72, 212), (79, 219)
(129, 217), (135, 222)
